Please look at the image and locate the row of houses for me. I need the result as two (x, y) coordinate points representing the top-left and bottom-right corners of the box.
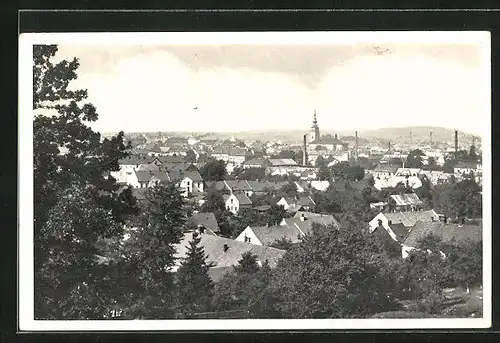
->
(369, 209), (482, 258)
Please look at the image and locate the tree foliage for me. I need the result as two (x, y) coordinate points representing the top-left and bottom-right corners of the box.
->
(116, 184), (188, 319)
(266, 224), (400, 318)
(33, 45), (131, 319)
(199, 160), (227, 181)
(175, 233), (214, 317)
(406, 149), (425, 168)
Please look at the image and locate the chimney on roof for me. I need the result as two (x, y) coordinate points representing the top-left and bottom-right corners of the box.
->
(223, 244), (229, 252)
(355, 131), (359, 161)
(300, 213), (306, 221)
(302, 134), (308, 167)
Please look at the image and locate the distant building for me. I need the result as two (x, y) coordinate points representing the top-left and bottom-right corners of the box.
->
(388, 193), (424, 212)
(224, 193), (253, 214)
(172, 232), (285, 281)
(277, 195), (316, 213)
(401, 221), (482, 259)
(368, 210), (440, 242)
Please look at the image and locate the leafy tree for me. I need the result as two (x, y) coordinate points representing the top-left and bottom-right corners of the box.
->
(33, 45), (131, 319)
(270, 237), (294, 250)
(200, 187), (233, 236)
(37, 185), (123, 319)
(266, 204), (288, 226)
(331, 162), (364, 181)
(279, 182), (298, 198)
(425, 156), (439, 171)
(468, 144), (478, 162)
(235, 252), (260, 273)
(266, 224), (400, 318)
(175, 233), (214, 317)
(118, 184), (188, 319)
(185, 149), (197, 163)
(406, 149), (425, 168)
(317, 165), (332, 181)
(212, 255), (276, 318)
(314, 155), (326, 168)
(199, 160), (227, 181)
(432, 179), (482, 219)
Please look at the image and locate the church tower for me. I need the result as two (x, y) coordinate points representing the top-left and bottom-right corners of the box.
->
(310, 110), (320, 143)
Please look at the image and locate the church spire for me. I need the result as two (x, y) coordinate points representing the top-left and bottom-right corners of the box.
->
(311, 109), (320, 141)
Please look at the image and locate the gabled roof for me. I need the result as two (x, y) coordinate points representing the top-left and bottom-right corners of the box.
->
(135, 170), (170, 183)
(245, 180), (270, 192)
(383, 210), (440, 227)
(310, 136), (345, 145)
(225, 180), (252, 192)
(183, 170), (204, 182)
(285, 213), (339, 236)
(268, 158), (298, 166)
(223, 193), (252, 206)
(162, 162), (197, 172)
(248, 225), (302, 245)
(174, 233), (286, 269)
(402, 221), (482, 247)
(374, 164), (400, 174)
(390, 193), (423, 206)
(396, 168), (422, 176)
(191, 212), (220, 233)
(280, 196), (315, 207)
(136, 163), (162, 172)
(212, 147), (248, 156)
(152, 155), (189, 164)
(243, 158), (269, 166)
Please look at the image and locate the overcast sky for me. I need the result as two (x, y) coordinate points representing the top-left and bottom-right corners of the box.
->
(54, 39), (489, 135)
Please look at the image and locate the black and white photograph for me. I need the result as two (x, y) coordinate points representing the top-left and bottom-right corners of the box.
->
(18, 31), (491, 330)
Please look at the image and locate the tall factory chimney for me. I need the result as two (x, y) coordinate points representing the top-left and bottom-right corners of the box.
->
(355, 131), (359, 161)
(430, 130), (433, 147)
(388, 141), (391, 153)
(303, 134), (308, 166)
(454, 130), (458, 153)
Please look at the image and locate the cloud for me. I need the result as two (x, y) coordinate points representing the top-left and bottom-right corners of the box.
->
(57, 44), (487, 135)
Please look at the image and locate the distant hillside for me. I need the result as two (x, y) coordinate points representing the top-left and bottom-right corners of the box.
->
(358, 126), (480, 144)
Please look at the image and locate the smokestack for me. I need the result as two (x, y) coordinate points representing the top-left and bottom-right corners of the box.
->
(455, 130), (458, 153)
(303, 134), (307, 166)
(388, 141), (391, 153)
(355, 131), (359, 161)
(430, 131), (433, 146)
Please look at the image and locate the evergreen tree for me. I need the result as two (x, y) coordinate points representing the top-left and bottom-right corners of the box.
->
(176, 233), (214, 317)
(118, 183), (187, 319)
(235, 252), (260, 273)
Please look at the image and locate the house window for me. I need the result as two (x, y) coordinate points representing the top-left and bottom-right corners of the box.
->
(126, 171), (132, 175)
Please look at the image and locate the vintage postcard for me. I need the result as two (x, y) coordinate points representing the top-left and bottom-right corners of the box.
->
(18, 31), (491, 331)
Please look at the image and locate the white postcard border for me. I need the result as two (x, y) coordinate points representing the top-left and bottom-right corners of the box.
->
(18, 31), (492, 331)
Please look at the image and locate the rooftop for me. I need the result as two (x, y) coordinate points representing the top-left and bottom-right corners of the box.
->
(249, 225), (302, 245)
(191, 212), (220, 233)
(174, 233), (286, 269)
(402, 221), (482, 247)
(390, 193), (424, 207)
